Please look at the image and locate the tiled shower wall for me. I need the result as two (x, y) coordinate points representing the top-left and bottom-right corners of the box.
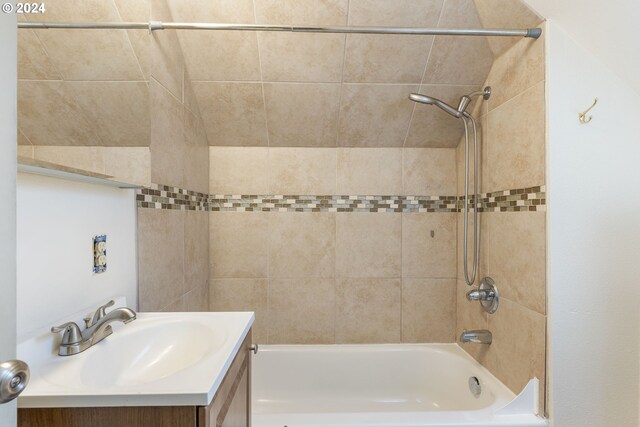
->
(455, 26), (547, 411)
(208, 147), (458, 344)
(137, 0), (210, 312)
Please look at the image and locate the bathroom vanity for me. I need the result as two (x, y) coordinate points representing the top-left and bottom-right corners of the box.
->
(16, 311), (254, 427)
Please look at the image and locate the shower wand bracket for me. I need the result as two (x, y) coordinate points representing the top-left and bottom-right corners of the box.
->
(482, 86), (492, 100)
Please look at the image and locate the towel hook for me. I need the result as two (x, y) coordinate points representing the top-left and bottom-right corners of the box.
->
(578, 98), (598, 124)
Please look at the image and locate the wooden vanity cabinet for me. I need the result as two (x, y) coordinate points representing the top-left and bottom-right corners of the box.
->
(18, 330), (252, 427)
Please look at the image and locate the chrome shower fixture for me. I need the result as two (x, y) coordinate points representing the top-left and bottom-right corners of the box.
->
(408, 87), (491, 119)
(408, 87), (492, 287)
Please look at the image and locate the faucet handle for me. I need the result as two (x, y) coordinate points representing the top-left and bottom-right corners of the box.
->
(88, 300), (115, 327)
(51, 322), (82, 345)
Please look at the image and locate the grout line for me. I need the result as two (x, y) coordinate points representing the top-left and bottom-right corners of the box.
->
(252, 0), (271, 148)
(111, 0), (147, 81)
(401, 0), (446, 149)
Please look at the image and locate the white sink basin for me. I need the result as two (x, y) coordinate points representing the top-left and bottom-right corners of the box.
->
(17, 311), (254, 408)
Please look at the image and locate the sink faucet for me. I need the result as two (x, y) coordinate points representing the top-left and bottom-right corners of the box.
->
(459, 329), (492, 345)
(51, 300), (136, 356)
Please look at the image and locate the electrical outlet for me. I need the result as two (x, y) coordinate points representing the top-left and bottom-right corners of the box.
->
(93, 235), (107, 274)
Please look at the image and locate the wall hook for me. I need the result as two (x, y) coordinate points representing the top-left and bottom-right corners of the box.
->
(578, 98), (598, 124)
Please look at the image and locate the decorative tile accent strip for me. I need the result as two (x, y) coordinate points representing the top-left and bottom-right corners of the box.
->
(136, 183), (208, 211)
(459, 185), (546, 212)
(136, 184), (546, 213)
(208, 194), (458, 213)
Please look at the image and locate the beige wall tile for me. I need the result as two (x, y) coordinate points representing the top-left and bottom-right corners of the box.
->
(255, 0), (347, 82)
(336, 278), (401, 343)
(150, 79), (184, 187)
(264, 83), (341, 147)
(337, 148), (402, 195)
(27, 0), (143, 80)
(18, 30), (61, 80)
(193, 82), (268, 146)
(456, 279), (489, 362)
(269, 148), (336, 194)
(473, 0), (543, 57)
(113, 0), (151, 78)
(486, 298), (546, 409)
(183, 72), (201, 119)
(254, 0), (347, 25)
(343, 34), (431, 84)
(269, 212), (336, 278)
(336, 213), (401, 278)
(403, 148), (457, 195)
(162, 296), (186, 312)
(209, 212), (268, 278)
(65, 82), (150, 147)
(485, 82), (545, 192)
(485, 211), (546, 315)
(423, 0), (493, 85)
(455, 114), (486, 197)
(338, 84), (417, 147)
(456, 211), (488, 284)
(343, 0), (442, 83)
(209, 147), (269, 194)
(167, 0), (260, 81)
(258, 33), (345, 83)
(151, 0), (184, 100)
(185, 211), (209, 294)
(166, 0), (255, 22)
(18, 80), (100, 146)
(183, 110), (210, 194)
(32, 146), (104, 174)
(179, 32), (262, 82)
(402, 213), (456, 278)
(184, 284), (209, 312)
(211, 278), (268, 343)
(268, 278), (336, 344)
(35, 29), (143, 81)
(402, 278), (456, 343)
(103, 147), (151, 187)
(18, 130), (33, 147)
(487, 28), (545, 110)
(17, 144), (33, 158)
(405, 84), (481, 148)
(138, 209), (185, 312)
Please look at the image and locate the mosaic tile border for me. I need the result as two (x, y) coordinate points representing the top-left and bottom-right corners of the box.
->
(136, 184), (546, 213)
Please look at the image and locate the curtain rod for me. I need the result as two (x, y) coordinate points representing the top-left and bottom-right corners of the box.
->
(17, 21), (542, 38)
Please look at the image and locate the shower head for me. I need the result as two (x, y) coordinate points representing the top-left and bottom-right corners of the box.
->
(408, 93), (462, 118)
(409, 87), (491, 119)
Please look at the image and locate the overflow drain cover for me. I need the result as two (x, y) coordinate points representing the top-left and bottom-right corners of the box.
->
(469, 376), (482, 398)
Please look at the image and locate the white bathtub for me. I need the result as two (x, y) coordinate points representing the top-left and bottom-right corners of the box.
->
(252, 344), (547, 427)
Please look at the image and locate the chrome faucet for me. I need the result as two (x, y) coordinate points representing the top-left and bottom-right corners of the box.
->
(51, 300), (136, 356)
(459, 329), (492, 345)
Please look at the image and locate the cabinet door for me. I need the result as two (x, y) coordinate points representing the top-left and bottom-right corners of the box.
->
(199, 330), (252, 427)
(220, 368), (249, 427)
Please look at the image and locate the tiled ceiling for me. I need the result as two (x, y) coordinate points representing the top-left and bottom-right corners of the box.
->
(17, 0), (542, 148)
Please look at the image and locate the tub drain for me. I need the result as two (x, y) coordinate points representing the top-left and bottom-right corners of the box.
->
(468, 376), (481, 398)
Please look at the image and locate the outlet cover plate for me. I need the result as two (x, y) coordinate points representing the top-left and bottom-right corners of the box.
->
(93, 234), (107, 274)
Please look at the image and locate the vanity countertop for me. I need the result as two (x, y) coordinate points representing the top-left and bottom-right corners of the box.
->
(17, 311), (254, 408)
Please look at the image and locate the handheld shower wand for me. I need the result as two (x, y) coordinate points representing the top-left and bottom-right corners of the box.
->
(409, 87), (491, 286)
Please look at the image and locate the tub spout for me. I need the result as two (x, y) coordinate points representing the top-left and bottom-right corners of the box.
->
(459, 329), (492, 345)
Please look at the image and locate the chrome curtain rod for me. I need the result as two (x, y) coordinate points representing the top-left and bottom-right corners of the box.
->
(17, 21), (542, 38)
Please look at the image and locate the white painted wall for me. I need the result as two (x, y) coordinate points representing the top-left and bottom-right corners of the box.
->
(524, 0), (640, 94)
(0, 11), (17, 427)
(16, 173), (138, 339)
(546, 22), (640, 426)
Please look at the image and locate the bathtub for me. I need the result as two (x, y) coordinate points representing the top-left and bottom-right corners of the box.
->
(252, 344), (547, 427)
